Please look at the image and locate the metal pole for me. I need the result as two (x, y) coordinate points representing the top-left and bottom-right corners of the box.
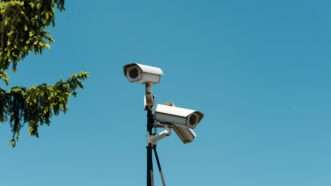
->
(145, 83), (154, 186)
(153, 145), (167, 186)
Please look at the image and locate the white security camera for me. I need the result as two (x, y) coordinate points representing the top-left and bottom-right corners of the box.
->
(123, 63), (164, 84)
(155, 104), (204, 129)
(173, 126), (196, 144)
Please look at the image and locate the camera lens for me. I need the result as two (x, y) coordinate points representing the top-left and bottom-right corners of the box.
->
(129, 68), (139, 79)
(189, 114), (198, 126)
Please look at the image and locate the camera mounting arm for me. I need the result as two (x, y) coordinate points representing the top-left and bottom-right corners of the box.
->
(149, 127), (172, 145)
(144, 82), (154, 110)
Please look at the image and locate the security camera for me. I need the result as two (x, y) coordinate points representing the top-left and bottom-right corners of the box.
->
(123, 63), (163, 84)
(173, 126), (196, 144)
(155, 104), (204, 129)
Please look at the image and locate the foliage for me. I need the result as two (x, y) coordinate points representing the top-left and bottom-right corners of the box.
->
(0, 0), (88, 147)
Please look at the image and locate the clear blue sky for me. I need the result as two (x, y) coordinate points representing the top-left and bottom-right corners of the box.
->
(1, 0), (331, 185)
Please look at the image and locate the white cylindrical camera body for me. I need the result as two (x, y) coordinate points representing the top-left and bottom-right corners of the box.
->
(123, 63), (163, 84)
(173, 126), (196, 144)
(155, 104), (204, 129)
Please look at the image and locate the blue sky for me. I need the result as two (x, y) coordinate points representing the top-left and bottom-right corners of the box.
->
(1, 0), (331, 185)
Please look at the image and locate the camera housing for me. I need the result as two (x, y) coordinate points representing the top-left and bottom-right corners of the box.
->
(155, 104), (204, 129)
(123, 63), (163, 84)
(173, 126), (196, 144)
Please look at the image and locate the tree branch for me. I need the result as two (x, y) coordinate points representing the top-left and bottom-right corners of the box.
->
(0, 0), (65, 71)
(0, 72), (88, 147)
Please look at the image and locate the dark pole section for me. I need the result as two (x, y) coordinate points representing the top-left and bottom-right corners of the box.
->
(146, 83), (154, 186)
(153, 145), (167, 186)
(147, 108), (154, 135)
(147, 109), (154, 186)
